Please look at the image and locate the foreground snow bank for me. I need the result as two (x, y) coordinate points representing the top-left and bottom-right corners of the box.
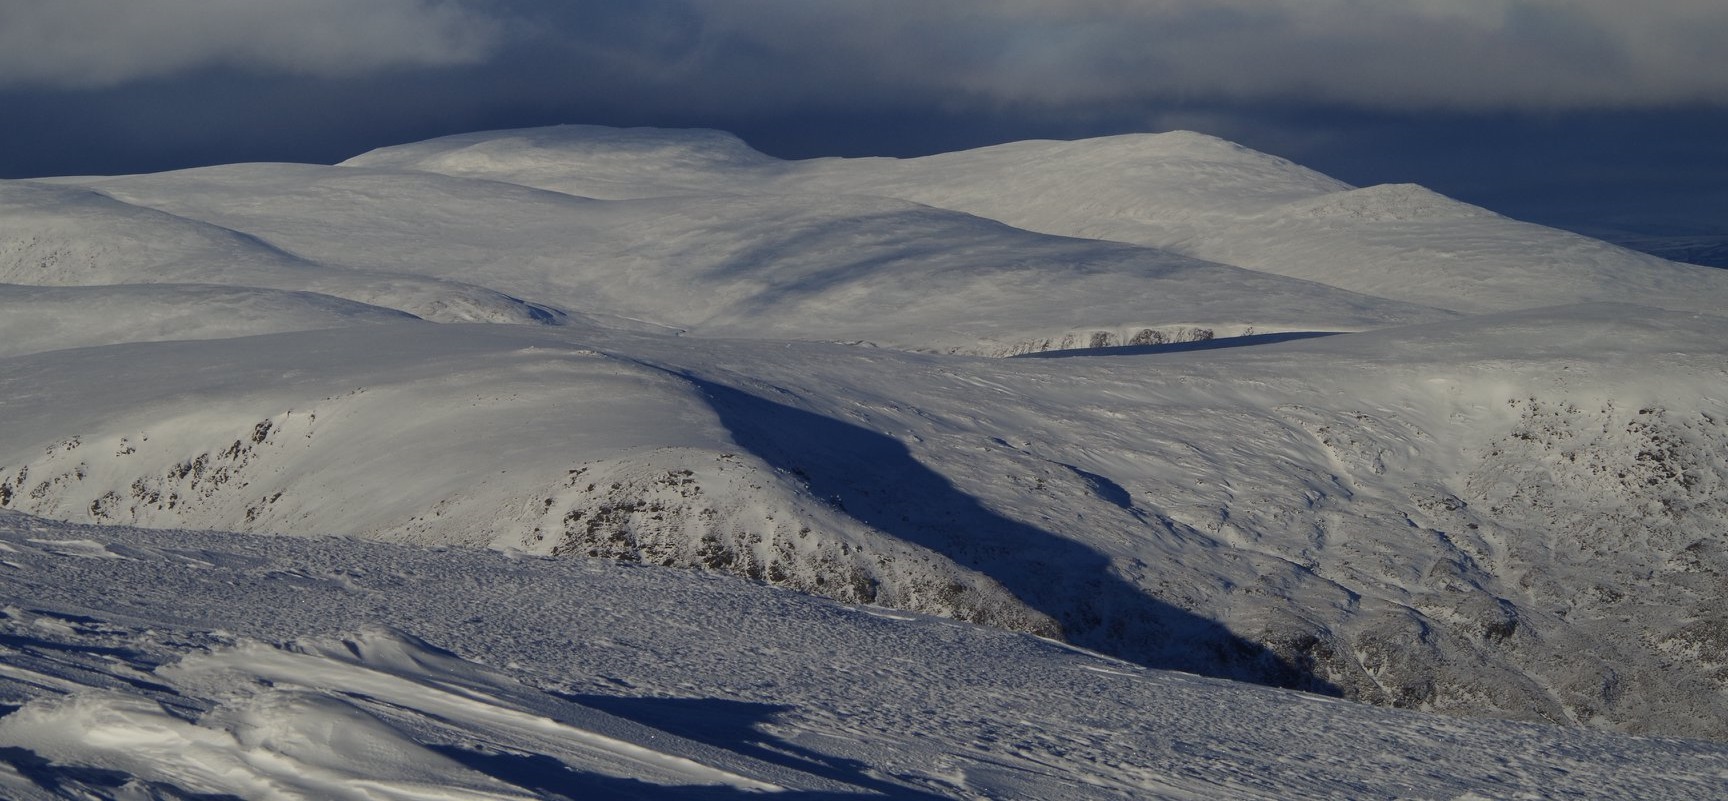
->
(1, 512), (1725, 800)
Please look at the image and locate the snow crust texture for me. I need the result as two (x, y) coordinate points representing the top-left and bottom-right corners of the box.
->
(4, 124), (1728, 794)
(2, 513), (1725, 800)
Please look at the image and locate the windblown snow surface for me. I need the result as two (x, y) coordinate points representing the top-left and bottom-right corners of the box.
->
(3, 125), (1728, 797)
(3, 512), (1726, 800)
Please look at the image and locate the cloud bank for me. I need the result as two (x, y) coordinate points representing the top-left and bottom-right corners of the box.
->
(638, 0), (1728, 111)
(1, 1), (1725, 261)
(5, 0), (1727, 110)
(0, 0), (501, 87)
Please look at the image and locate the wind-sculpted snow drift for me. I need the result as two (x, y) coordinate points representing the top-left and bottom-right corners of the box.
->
(3, 124), (1728, 776)
(4, 514), (1723, 800)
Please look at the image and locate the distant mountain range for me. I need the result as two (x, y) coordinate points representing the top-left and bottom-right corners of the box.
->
(3, 126), (1727, 795)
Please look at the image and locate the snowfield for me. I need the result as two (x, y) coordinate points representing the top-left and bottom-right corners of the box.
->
(3, 124), (1728, 797)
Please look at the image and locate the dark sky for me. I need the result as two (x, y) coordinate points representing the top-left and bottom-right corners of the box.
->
(3, 1), (1725, 241)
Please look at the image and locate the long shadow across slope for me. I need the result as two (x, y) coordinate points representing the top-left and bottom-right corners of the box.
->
(691, 378), (1337, 694)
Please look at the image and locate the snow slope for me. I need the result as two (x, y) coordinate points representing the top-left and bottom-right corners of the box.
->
(0, 283), (415, 358)
(351, 125), (1728, 316)
(784, 138), (1728, 315)
(0, 180), (562, 326)
(340, 124), (784, 200)
(44, 162), (1449, 355)
(0, 322), (1052, 638)
(3, 305), (1726, 740)
(2, 512), (1724, 800)
(4, 123), (1728, 777)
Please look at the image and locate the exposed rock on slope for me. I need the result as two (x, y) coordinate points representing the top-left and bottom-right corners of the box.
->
(0, 325), (1055, 644)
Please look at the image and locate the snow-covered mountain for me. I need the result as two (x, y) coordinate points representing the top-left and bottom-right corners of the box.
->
(0, 181), (562, 326)
(23, 159), (1449, 356)
(3, 124), (1727, 795)
(350, 125), (1728, 314)
(0, 283), (415, 358)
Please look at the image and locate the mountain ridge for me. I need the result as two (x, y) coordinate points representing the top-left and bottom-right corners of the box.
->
(2, 125), (1726, 751)
(345, 124), (1728, 316)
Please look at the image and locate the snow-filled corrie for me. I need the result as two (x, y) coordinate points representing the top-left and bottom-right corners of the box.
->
(2, 512), (1726, 800)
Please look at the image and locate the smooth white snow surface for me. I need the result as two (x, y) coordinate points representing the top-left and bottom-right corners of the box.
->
(33, 160), (1449, 356)
(4, 124), (1728, 796)
(347, 126), (1728, 316)
(0, 283), (416, 358)
(2, 512), (1725, 800)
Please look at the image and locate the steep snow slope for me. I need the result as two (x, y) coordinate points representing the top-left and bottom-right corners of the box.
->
(3, 512), (1725, 800)
(52, 162), (1448, 355)
(350, 125), (1728, 315)
(3, 306), (1726, 739)
(576, 303), (1728, 739)
(0, 323), (1050, 638)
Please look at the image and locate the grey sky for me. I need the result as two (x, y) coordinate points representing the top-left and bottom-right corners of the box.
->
(629, 0), (1728, 110)
(6, 1), (1728, 108)
(0, 0), (499, 87)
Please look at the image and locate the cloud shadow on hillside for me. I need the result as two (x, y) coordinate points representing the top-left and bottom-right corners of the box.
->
(689, 378), (1338, 695)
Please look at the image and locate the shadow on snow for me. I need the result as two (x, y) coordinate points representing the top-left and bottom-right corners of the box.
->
(439, 694), (950, 799)
(1013, 330), (1342, 358)
(689, 378), (1339, 695)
